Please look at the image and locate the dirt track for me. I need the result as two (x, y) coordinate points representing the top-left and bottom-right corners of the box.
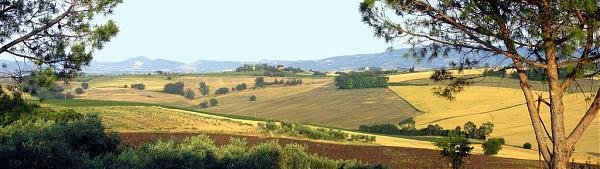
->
(119, 132), (593, 169)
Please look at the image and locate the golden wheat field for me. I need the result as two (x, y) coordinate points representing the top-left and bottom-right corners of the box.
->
(57, 106), (260, 134)
(387, 69), (486, 82)
(389, 85), (600, 161)
(79, 76), (420, 129)
(203, 81), (420, 129)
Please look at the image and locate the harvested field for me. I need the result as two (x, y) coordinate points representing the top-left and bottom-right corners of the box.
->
(389, 86), (600, 162)
(204, 82), (420, 129)
(119, 132), (592, 169)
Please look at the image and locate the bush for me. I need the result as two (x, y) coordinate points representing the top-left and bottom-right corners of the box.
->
(184, 88), (195, 100)
(65, 92), (75, 99)
(215, 87), (229, 95)
(523, 142), (532, 149)
(482, 138), (504, 155)
(81, 82), (89, 89)
(249, 95), (257, 101)
(131, 83), (146, 90)
(209, 98), (218, 107)
(236, 83), (248, 91)
(434, 132), (473, 169)
(75, 87), (85, 94)
(199, 100), (209, 108)
(163, 82), (184, 95)
(255, 77), (267, 88)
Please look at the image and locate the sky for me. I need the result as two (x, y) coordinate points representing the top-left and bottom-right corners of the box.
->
(91, 0), (389, 62)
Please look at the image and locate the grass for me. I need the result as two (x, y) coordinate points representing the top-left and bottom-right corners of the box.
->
(46, 105), (259, 134)
(77, 74), (420, 129)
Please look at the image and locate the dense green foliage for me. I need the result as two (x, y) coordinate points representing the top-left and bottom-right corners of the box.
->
(482, 138), (504, 155)
(184, 88), (195, 100)
(215, 87), (230, 95)
(259, 121), (375, 142)
(235, 64), (304, 77)
(131, 83), (146, 90)
(359, 121), (493, 140)
(334, 71), (388, 89)
(198, 82), (210, 96)
(163, 82), (184, 95)
(0, 0), (121, 80)
(523, 142), (532, 150)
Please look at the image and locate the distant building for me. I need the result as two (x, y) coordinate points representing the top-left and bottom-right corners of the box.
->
(276, 65), (286, 71)
(358, 66), (382, 71)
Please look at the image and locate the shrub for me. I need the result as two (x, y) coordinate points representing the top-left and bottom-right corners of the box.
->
(215, 87), (229, 95)
(123, 84), (128, 88)
(482, 138), (504, 155)
(434, 132), (473, 169)
(199, 100), (209, 108)
(65, 92), (75, 99)
(209, 98), (218, 107)
(75, 87), (85, 94)
(236, 83), (248, 91)
(255, 77), (266, 88)
(523, 142), (532, 149)
(81, 82), (89, 89)
(184, 88), (195, 100)
(131, 83), (146, 90)
(163, 82), (184, 95)
(249, 95), (257, 101)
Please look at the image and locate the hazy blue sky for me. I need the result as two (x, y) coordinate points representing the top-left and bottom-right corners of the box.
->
(92, 0), (389, 62)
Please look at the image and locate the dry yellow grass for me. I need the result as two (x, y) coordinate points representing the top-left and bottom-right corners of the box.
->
(66, 106), (259, 134)
(204, 82), (420, 129)
(388, 69), (485, 82)
(80, 75), (419, 129)
(390, 86), (599, 162)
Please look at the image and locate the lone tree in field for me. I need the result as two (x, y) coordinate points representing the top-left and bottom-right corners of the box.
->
(199, 82), (210, 96)
(0, 0), (121, 81)
(360, 1), (599, 168)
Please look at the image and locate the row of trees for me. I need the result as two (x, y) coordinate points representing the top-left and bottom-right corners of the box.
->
(358, 120), (494, 140)
(334, 72), (388, 89)
(258, 121), (376, 142)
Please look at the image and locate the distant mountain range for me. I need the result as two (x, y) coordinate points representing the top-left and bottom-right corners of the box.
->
(1, 49), (504, 74)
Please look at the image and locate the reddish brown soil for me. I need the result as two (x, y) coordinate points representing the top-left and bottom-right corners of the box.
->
(119, 132), (597, 169)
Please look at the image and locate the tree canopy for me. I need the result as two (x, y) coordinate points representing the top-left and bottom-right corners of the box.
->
(0, 0), (121, 80)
